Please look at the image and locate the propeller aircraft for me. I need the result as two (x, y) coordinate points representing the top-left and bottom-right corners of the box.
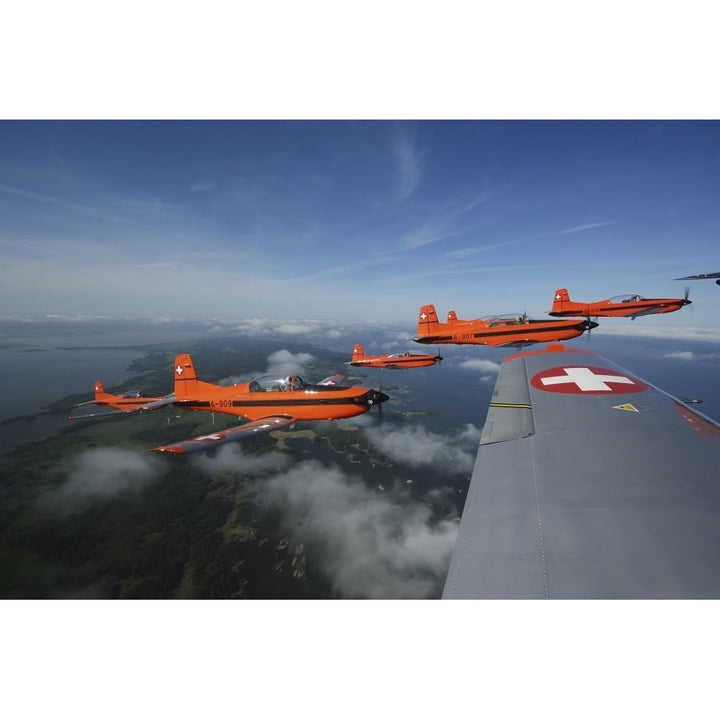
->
(71, 353), (389, 454)
(70, 381), (165, 419)
(346, 343), (442, 369)
(549, 287), (692, 320)
(412, 304), (597, 348)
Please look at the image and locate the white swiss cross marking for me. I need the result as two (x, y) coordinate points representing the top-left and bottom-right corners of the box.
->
(531, 366), (647, 395)
(176, 365), (184, 376)
(420, 312), (428, 321)
(555, 293), (562, 300)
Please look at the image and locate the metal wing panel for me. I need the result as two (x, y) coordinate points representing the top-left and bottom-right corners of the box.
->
(443, 346), (720, 599)
(149, 415), (295, 454)
(140, 393), (177, 411)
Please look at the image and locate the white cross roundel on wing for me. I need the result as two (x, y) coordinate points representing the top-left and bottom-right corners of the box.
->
(531, 366), (648, 394)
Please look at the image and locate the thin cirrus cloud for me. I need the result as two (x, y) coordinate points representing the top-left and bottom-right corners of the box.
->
(555, 221), (616, 235)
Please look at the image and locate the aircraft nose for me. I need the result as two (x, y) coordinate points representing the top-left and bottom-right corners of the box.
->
(585, 320), (600, 331)
(367, 389), (390, 406)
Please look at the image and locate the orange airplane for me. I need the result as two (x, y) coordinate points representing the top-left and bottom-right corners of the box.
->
(549, 287), (691, 319)
(70, 381), (165, 418)
(72, 353), (389, 454)
(346, 343), (442, 369)
(413, 304), (597, 348)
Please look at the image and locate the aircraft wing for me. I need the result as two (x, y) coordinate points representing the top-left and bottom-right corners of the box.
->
(675, 272), (720, 280)
(69, 407), (138, 420)
(139, 394), (177, 411)
(443, 344), (720, 599)
(148, 415), (296, 454)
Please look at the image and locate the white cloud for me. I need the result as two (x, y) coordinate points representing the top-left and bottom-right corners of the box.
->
(663, 351), (695, 361)
(598, 325), (720, 343)
(392, 126), (425, 201)
(363, 423), (481, 473)
(274, 323), (316, 336)
(458, 358), (501, 374)
(266, 349), (316, 375)
(257, 460), (458, 598)
(191, 443), (291, 475)
(41, 447), (163, 513)
(218, 348), (317, 385)
(556, 221), (615, 235)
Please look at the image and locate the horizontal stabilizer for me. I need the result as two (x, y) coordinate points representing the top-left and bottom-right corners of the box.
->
(318, 374), (347, 386)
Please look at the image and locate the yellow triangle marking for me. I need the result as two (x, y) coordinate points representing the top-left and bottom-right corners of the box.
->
(613, 403), (639, 412)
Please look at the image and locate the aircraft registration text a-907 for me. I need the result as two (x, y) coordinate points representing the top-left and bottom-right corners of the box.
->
(413, 303), (596, 348)
(443, 343), (720, 599)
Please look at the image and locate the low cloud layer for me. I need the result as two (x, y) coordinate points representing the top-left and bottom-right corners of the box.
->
(363, 423), (481, 473)
(191, 443), (291, 475)
(266, 349), (316, 376)
(258, 460), (459, 598)
(219, 348), (317, 385)
(41, 447), (163, 513)
(458, 357), (501, 383)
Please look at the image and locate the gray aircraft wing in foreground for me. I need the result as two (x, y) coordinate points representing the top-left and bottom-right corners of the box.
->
(443, 344), (720, 599)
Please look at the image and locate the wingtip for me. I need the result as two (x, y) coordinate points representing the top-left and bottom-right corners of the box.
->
(147, 445), (187, 455)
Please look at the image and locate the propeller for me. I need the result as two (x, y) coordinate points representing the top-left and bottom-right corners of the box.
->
(683, 286), (692, 306)
(585, 316), (599, 341)
(375, 369), (387, 421)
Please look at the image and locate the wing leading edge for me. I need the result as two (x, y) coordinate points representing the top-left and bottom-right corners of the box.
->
(443, 344), (720, 599)
(149, 416), (296, 454)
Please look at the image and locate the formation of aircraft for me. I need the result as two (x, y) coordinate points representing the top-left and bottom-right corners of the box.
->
(70, 275), (720, 597)
(549, 287), (692, 319)
(73, 353), (388, 454)
(346, 343), (442, 369)
(412, 303), (597, 348)
(675, 271), (720, 285)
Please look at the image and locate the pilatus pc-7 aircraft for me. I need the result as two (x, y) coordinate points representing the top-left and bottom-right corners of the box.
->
(413, 303), (596, 348)
(70, 381), (165, 418)
(442, 343), (720, 599)
(72, 353), (388, 454)
(346, 343), (442, 369)
(549, 287), (692, 319)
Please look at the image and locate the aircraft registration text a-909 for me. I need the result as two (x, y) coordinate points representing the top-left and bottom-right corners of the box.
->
(443, 344), (720, 599)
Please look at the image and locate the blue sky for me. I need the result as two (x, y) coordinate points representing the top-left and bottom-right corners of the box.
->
(1, 120), (719, 337)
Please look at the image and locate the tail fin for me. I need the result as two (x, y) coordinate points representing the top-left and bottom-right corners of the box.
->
(417, 304), (440, 336)
(94, 380), (107, 402)
(174, 353), (199, 397)
(447, 310), (458, 323)
(352, 343), (365, 360)
(551, 288), (571, 315)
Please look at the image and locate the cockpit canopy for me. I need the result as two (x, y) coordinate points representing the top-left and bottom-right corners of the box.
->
(486, 313), (531, 327)
(610, 294), (645, 304)
(249, 375), (307, 392)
